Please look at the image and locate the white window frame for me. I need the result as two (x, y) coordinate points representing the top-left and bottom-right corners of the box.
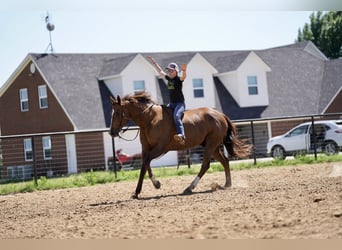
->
(42, 136), (52, 160)
(247, 76), (258, 95)
(24, 138), (33, 161)
(19, 88), (29, 112)
(192, 78), (204, 98)
(133, 80), (145, 93)
(38, 85), (48, 109)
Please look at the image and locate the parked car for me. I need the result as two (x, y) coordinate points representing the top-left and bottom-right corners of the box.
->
(107, 149), (142, 171)
(267, 120), (342, 159)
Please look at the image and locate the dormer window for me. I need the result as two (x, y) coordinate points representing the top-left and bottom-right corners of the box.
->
(133, 80), (145, 93)
(38, 85), (48, 109)
(192, 78), (204, 98)
(247, 76), (258, 95)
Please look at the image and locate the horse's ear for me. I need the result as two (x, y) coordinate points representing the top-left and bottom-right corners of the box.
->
(110, 96), (116, 105)
(117, 95), (121, 105)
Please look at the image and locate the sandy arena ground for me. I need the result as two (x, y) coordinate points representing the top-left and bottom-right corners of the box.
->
(0, 163), (341, 239)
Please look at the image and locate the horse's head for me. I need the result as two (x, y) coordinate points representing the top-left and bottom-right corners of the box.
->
(109, 95), (130, 137)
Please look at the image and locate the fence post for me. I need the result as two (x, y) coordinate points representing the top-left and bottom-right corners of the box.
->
(311, 117), (318, 160)
(111, 137), (117, 178)
(187, 149), (191, 168)
(250, 121), (257, 165)
(31, 136), (38, 185)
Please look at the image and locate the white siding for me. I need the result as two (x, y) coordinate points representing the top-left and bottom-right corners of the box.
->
(122, 55), (158, 97)
(65, 134), (77, 174)
(218, 72), (240, 104)
(218, 52), (270, 108)
(104, 54), (158, 98)
(105, 77), (123, 96)
(237, 52), (270, 107)
(103, 132), (113, 171)
(184, 53), (217, 109)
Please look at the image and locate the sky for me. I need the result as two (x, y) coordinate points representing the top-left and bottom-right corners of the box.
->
(0, 0), (341, 87)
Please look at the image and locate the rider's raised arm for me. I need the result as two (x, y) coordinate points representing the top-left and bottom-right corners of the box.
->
(180, 64), (187, 82)
(148, 56), (167, 78)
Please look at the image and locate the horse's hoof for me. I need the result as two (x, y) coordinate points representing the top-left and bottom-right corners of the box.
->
(131, 193), (139, 199)
(153, 180), (161, 189)
(224, 183), (232, 188)
(182, 187), (193, 195)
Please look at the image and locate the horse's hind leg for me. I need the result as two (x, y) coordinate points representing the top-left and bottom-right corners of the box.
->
(147, 167), (161, 189)
(183, 154), (211, 195)
(212, 147), (232, 188)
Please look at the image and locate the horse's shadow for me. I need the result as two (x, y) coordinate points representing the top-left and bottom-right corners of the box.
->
(88, 189), (214, 207)
(139, 189), (214, 201)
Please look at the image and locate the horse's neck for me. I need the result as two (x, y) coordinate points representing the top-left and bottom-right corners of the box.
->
(127, 104), (155, 127)
(131, 104), (172, 129)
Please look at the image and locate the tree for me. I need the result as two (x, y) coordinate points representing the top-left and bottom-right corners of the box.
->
(296, 11), (342, 58)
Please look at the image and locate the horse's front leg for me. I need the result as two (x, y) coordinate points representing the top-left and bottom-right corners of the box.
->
(132, 150), (162, 199)
(133, 165), (147, 199)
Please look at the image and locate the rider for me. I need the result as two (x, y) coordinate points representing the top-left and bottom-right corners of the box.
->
(148, 56), (187, 145)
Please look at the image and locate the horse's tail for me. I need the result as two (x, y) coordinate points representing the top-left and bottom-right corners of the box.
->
(224, 117), (252, 158)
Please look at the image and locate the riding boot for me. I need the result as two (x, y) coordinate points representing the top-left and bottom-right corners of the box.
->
(174, 134), (185, 146)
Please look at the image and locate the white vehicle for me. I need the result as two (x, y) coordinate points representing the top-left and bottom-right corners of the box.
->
(267, 120), (342, 159)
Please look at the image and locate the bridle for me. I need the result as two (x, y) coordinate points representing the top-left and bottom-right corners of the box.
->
(111, 103), (154, 141)
(110, 106), (129, 137)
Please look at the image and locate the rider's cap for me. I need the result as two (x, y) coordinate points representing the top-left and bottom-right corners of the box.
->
(165, 63), (179, 73)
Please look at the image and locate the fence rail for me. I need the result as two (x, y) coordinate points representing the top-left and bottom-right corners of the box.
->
(1, 113), (341, 184)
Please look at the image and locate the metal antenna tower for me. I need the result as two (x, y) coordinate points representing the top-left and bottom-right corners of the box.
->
(45, 12), (55, 53)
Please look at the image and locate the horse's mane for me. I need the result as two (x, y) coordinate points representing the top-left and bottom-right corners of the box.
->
(123, 91), (156, 105)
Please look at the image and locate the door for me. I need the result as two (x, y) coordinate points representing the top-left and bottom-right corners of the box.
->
(65, 134), (77, 174)
(283, 124), (310, 151)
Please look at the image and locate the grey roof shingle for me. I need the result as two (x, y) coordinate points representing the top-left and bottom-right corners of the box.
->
(201, 51), (250, 73)
(99, 54), (137, 79)
(256, 43), (326, 117)
(319, 58), (342, 112)
(141, 52), (197, 69)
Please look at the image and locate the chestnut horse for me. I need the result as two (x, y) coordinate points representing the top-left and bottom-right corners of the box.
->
(109, 91), (251, 199)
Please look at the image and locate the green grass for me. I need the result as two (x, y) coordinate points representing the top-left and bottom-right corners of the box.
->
(0, 154), (341, 195)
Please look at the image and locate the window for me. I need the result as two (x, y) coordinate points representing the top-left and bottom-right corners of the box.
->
(24, 138), (33, 161)
(289, 125), (309, 137)
(247, 76), (258, 95)
(38, 85), (48, 109)
(19, 88), (29, 112)
(133, 80), (145, 93)
(192, 79), (204, 98)
(42, 136), (52, 160)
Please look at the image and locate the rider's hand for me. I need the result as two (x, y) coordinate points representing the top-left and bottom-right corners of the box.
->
(181, 64), (187, 72)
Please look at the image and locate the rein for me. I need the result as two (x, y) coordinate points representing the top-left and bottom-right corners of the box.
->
(118, 127), (140, 141)
(142, 103), (154, 113)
